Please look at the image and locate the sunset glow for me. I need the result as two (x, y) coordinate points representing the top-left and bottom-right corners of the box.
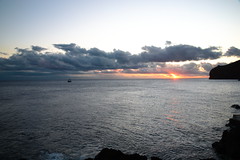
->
(170, 73), (179, 79)
(0, 0), (240, 81)
(82, 68), (209, 79)
(118, 73), (208, 79)
(88, 71), (209, 79)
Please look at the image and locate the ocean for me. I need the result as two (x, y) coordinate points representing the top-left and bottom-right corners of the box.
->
(0, 79), (239, 160)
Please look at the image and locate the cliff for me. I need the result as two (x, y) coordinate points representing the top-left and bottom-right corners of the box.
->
(212, 105), (240, 159)
(209, 60), (240, 79)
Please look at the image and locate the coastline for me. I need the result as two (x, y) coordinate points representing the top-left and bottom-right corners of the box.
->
(83, 104), (240, 160)
(82, 148), (216, 160)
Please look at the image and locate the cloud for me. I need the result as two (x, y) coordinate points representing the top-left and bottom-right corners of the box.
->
(0, 52), (8, 55)
(31, 45), (47, 52)
(53, 43), (87, 55)
(157, 63), (210, 76)
(0, 44), (144, 73)
(201, 63), (214, 72)
(0, 43), (233, 80)
(105, 62), (213, 77)
(225, 47), (240, 57)
(165, 41), (172, 46)
(140, 45), (222, 62)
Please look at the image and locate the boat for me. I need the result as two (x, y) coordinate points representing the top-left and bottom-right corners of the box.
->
(67, 79), (72, 82)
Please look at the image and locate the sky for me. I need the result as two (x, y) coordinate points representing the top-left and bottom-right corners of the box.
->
(0, 0), (240, 80)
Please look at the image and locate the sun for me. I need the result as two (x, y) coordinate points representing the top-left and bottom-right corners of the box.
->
(170, 73), (179, 79)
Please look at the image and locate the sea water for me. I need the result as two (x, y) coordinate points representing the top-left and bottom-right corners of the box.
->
(0, 79), (240, 160)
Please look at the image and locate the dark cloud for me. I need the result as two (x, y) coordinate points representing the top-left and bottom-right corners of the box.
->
(140, 45), (222, 62)
(201, 63), (214, 72)
(114, 62), (212, 76)
(31, 45), (47, 52)
(165, 41), (172, 46)
(225, 47), (240, 57)
(0, 43), (235, 80)
(155, 63), (209, 75)
(0, 44), (144, 73)
(54, 43), (87, 56)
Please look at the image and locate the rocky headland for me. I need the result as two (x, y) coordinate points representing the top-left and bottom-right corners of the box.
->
(83, 148), (218, 160)
(84, 148), (161, 160)
(209, 60), (240, 79)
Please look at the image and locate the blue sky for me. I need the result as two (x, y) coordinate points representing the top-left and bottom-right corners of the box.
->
(0, 0), (240, 80)
(1, 0), (240, 54)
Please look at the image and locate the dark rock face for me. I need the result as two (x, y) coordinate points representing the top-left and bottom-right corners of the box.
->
(87, 148), (151, 160)
(212, 128), (240, 159)
(150, 157), (162, 160)
(231, 104), (240, 109)
(209, 60), (240, 79)
(212, 114), (240, 159)
(94, 148), (124, 160)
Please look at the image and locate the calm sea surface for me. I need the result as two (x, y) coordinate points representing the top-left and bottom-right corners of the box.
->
(0, 79), (240, 160)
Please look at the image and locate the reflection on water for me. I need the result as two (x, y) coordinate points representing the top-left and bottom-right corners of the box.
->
(164, 98), (181, 122)
(165, 114), (179, 122)
(0, 79), (239, 160)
